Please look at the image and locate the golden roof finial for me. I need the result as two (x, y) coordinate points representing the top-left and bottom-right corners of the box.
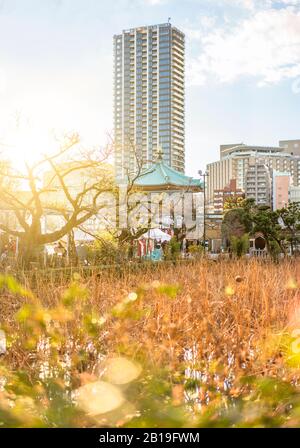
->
(156, 145), (163, 162)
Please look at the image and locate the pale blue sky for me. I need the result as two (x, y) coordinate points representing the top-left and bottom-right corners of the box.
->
(0, 0), (300, 176)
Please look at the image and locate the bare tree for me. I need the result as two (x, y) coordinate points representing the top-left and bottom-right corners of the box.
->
(0, 134), (115, 266)
(92, 138), (200, 248)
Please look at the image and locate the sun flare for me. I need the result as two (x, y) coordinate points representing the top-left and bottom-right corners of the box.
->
(1, 115), (66, 171)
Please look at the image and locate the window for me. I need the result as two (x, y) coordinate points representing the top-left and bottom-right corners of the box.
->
(159, 71), (170, 77)
(160, 131), (170, 138)
(159, 36), (170, 42)
(159, 89), (170, 100)
(159, 47), (170, 54)
(159, 100), (170, 107)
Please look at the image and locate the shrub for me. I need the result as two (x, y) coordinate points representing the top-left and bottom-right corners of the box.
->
(88, 233), (130, 265)
(163, 237), (181, 261)
(230, 234), (249, 258)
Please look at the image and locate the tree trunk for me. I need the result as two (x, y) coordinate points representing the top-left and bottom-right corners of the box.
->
(18, 238), (41, 269)
(67, 231), (78, 266)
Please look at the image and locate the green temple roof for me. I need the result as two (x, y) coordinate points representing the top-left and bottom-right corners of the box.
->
(134, 161), (202, 189)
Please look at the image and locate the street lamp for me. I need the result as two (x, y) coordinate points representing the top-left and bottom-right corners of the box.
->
(198, 170), (209, 250)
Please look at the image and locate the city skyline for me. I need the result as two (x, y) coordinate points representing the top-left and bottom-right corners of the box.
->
(0, 0), (300, 176)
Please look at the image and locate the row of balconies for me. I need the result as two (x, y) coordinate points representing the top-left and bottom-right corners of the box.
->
(172, 55), (184, 67)
(171, 85), (184, 98)
(172, 130), (184, 138)
(172, 77), (184, 87)
(118, 107), (184, 118)
(172, 47), (184, 57)
(172, 73), (185, 85)
(172, 87), (185, 97)
(172, 92), (184, 104)
(172, 108), (185, 117)
(172, 107), (185, 117)
(172, 152), (185, 159)
(172, 135), (184, 143)
(172, 161), (185, 168)
(172, 122), (184, 132)
(172, 109), (185, 118)
(172, 63), (185, 74)
(172, 86), (184, 96)
(172, 100), (184, 111)
(171, 38), (185, 52)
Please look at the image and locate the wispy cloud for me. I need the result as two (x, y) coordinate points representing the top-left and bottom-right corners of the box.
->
(187, 6), (300, 86)
(227, 0), (300, 10)
(143, 0), (166, 5)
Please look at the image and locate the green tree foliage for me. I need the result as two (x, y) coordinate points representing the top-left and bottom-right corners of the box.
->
(230, 234), (250, 258)
(163, 237), (181, 261)
(250, 205), (285, 255)
(222, 198), (253, 245)
(88, 232), (131, 264)
(276, 202), (300, 255)
(222, 199), (300, 256)
(223, 195), (245, 211)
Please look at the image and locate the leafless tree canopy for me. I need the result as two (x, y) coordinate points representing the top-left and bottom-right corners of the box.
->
(0, 134), (115, 261)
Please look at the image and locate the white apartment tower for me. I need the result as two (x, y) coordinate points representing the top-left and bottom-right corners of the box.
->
(114, 23), (185, 180)
(245, 163), (272, 207)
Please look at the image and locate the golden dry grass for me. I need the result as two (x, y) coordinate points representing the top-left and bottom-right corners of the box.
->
(1, 258), (300, 427)
(2, 258), (300, 378)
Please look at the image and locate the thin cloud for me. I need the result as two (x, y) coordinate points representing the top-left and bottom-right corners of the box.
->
(143, 0), (166, 4)
(227, 0), (300, 10)
(187, 7), (300, 86)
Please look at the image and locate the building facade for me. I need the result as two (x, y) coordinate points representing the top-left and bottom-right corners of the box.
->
(279, 140), (300, 157)
(273, 171), (291, 210)
(245, 163), (272, 207)
(213, 179), (244, 213)
(207, 143), (300, 205)
(133, 157), (203, 239)
(289, 185), (300, 203)
(114, 23), (185, 180)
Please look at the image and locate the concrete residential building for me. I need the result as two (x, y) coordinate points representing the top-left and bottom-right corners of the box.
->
(289, 185), (300, 203)
(245, 163), (272, 207)
(273, 171), (291, 210)
(114, 23), (185, 180)
(213, 179), (244, 213)
(279, 140), (300, 157)
(207, 142), (300, 205)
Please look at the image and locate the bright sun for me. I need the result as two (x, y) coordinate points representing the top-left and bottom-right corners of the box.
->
(2, 119), (61, 170)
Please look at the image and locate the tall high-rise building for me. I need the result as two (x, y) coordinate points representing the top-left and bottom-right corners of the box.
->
(113, 23), (185, 180)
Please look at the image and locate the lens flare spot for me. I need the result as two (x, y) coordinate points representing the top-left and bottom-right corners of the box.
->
(225, 286), (235, 296)
(104, 357), (142, 385)
(126, 292), (138, 303)
(76, 381), (124, 416)
(286, 278), (298, 290)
